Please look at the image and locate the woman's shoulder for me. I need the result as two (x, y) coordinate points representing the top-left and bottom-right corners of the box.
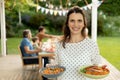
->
(85, 37), (97, 44)
(85, 37), (95, 42)
(85, 37), (98, 47)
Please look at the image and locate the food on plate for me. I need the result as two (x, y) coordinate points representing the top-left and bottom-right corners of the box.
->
(84, 65), (109, 75)
(42, 67), (64, 75)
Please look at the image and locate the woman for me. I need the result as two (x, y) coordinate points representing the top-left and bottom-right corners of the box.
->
(36, 26), (56, 42)
(55, 6), (101, 80)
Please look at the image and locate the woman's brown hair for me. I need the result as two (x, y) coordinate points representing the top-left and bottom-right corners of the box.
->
(62, 6), (87, 48)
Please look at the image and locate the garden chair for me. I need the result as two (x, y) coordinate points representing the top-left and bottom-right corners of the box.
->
(18, 45), (39, 70)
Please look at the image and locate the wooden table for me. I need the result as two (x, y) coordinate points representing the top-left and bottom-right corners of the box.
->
(38, 52), (55, 80)
(38, 52), (55, 69)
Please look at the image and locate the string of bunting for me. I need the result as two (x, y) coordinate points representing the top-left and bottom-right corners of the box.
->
(26, 0), (103, 16)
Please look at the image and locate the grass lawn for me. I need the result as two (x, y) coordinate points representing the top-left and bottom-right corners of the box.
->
(97, 37), (120, 70)
(0, 37), (120, 70)
(0, 38), (22, 54)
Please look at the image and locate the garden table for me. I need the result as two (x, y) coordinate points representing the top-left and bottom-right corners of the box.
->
(38, 52), (55, 80)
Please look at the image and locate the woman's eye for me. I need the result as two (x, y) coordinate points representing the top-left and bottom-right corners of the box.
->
(78, 20), (82, 22)
(70, 20), (74, 22)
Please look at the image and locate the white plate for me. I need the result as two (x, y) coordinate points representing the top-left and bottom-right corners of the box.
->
(79, 65), (110, 79)
(39, 66), (66, 78)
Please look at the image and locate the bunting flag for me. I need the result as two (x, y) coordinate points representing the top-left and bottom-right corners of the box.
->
(50, 9), (53, 15)
(45, 9), (49, 14)
(58, 11), (62, 16)
(54, 10), (58, 16)
(27, 0), (103, 16)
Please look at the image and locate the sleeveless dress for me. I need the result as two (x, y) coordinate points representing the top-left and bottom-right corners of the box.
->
(55, 38), (101, 80)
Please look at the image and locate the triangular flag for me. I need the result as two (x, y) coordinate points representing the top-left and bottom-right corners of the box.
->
(54, 10), (58, 16)
(97, 1), (103, 7)
(83, 6), (87, 10)
(62, 10), (67, 16)
(37, 6), (41, 10)
(45, 9), (49, 14)
(50, 9), (53, 15)
(41, 7), (45, 13)
(58, 11), (62, 16)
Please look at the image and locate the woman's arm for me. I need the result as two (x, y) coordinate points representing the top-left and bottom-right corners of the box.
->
(91, 41), (101, 65)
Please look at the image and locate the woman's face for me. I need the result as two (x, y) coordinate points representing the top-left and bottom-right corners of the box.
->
(68, 13), (84, 35)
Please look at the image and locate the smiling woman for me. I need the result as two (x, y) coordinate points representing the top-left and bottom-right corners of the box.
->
(52, 6), (102, 80)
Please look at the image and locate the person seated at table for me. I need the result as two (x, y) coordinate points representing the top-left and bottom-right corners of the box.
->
(31, 37), (41, 50)
(20, 29), (49, 80)
(20, 29), (41, 64)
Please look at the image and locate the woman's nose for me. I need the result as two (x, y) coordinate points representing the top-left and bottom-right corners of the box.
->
(74, 22), (78, 27)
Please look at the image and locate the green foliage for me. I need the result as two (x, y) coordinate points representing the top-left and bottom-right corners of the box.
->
(45, 14), (65, 35)
(14, 24), (30, 37)
(4, 0), (120, 37)
(29, 13), (46, 29)
(6, 24), (15, 37)
(102, 16), (120, 36)
(99, 0), (120, 16)
(38, 0), (91, 9)
(97, 12), (104, 36)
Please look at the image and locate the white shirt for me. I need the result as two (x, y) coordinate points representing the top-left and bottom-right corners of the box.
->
(55, 38), (101, 80)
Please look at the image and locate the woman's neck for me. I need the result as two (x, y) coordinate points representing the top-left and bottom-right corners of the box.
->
(69, 34), (84, 43)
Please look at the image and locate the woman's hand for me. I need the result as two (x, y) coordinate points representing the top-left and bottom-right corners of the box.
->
(46, 63), (58, 67)
(102, 65), (107, 69)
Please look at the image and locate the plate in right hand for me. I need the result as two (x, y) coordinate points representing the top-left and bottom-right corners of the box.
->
(79, 65), (110, 79)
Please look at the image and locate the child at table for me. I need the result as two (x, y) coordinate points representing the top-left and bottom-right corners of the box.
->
(31, 37), (41, 56)
(31, 37), (41, 49)
(32, 37), (49, 80)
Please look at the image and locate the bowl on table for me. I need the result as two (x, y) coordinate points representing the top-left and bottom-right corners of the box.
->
(39, 65), (66, 78)
(79, 65), (110, 79)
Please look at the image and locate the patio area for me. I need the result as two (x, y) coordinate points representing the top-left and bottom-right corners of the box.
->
(0, 55), (120, 80)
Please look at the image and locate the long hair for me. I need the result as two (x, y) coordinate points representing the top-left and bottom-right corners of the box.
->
(62, 6), (87, 48)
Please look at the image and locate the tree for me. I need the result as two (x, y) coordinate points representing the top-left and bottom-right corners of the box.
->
(99, 0), (120, 16)
(5, 0), (30, 26)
